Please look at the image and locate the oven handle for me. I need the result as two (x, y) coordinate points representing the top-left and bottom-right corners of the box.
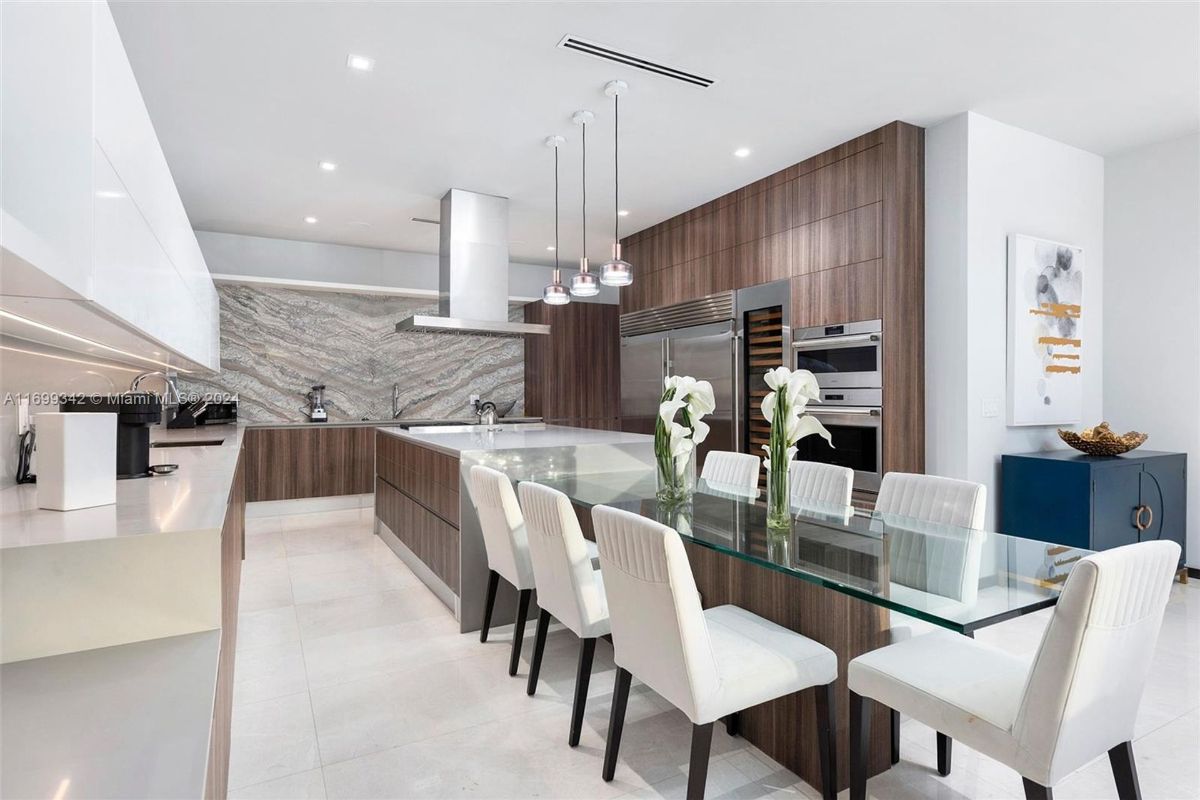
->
(808, 407), (882, 417)
(792, 332), (881, 350)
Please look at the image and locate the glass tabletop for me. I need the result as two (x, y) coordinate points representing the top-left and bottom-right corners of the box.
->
(529, 469), (1090, 634)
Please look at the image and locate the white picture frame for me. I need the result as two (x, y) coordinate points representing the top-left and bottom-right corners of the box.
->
(1006, 233), (1084, 426)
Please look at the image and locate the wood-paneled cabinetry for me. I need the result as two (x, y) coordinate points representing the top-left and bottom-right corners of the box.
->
(617, 121), (924, 477)
(375, 432), (461, 593)
(524, 301), (621, 430)
(243, 426), (376, 502)
(205, 448), (245, 800)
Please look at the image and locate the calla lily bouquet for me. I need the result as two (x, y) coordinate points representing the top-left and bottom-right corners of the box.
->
(761, 366), (833, 531)
(655, 376), (716, 503)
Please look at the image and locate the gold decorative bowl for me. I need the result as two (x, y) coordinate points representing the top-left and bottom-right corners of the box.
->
(1058, 422), (1148, 456)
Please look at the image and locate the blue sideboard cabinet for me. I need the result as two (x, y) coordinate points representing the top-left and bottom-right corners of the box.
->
(1001, 450), (1187, 568)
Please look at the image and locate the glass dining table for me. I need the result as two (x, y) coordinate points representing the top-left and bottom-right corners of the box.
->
(530, 469), (1090, 636)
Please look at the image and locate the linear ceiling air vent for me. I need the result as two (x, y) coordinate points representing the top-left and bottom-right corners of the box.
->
(557, 35), (715, 89)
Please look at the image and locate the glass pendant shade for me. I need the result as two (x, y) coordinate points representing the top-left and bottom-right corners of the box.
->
(543, 279), (570, 305)
(570, 259), (600, 297)
(600, 243), (633, 287)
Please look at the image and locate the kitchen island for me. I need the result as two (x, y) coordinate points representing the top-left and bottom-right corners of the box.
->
(374, 424), (653, 631)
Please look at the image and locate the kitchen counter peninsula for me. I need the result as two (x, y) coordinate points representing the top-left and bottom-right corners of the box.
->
(373, 424), (653, 630)
(0, 425), (247, 799)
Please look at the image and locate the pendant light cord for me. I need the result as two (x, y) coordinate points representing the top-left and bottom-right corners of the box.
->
(581, 119), (587, 272)
(613, 93), (619, 244)
(554, 144), (560, 282)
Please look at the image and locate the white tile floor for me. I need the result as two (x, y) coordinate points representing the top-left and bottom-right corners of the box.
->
(229, 506), (1200, 800)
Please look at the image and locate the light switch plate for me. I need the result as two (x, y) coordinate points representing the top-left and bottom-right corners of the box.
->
(981, 397), (1001, 418)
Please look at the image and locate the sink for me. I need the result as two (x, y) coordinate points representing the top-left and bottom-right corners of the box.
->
(151, 439), (225, 448)
(405, 423), (546, 435)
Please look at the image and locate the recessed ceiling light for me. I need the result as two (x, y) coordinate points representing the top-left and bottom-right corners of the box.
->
(733, 147), (751, 158)
(303, 216), (318, 224)
(347, 221), (372, 228)
(618, 209), (630, 217)
(546, 245), (556, 251)
(318, 161), (338, 172)
(346, 54), (375, 72)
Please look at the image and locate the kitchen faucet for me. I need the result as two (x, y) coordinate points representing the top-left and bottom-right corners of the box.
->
(130, 371), (182, 405)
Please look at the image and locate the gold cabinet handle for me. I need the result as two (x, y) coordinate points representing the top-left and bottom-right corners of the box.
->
(1134, 504), (1154, 532)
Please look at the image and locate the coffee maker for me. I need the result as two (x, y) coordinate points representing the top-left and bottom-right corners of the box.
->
(307, 384), (328, 423)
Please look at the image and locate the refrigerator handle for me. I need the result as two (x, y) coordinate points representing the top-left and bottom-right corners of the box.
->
(731, 327), (742, 454)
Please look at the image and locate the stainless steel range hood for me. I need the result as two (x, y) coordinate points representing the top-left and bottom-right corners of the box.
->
(396, 189), (550, 336)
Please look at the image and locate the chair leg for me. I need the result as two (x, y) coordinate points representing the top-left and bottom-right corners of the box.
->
(687, 722), (715, 800)
(1108, 741), (1142, 800)
(569, 637), (597, 747)
(891, 708), (900, 764)
(814, 682), (837, 800)
(508, 589), (532, 676)
(480, 570), (499, 643)
(1022, 777), (1054, 800)
(723, 712), (740, 737)
(526, 609), (551, 696)
(937, 732), (952, 776)
(850, 691), (872, 800)
(602, 667), (632, 782)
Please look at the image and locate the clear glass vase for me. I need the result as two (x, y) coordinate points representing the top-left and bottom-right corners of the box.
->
(656, 448), (697, 505)
(766, 462), (791, 534)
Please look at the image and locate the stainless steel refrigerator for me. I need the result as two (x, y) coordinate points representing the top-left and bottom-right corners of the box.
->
(619, 280), (791, 468)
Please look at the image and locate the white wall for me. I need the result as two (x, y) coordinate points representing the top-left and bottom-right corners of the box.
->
(1104, 132), (1200, 567)
(195, 230), (619, 304)
(926, 112), (1106, 529)
(0, 338), (142, 489)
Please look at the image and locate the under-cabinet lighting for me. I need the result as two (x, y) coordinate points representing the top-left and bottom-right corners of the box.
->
(0, 344), (143, 373)
(303, 216), (318, 224)
(0, 310), (190, 372)
(347, 54), (375, 72)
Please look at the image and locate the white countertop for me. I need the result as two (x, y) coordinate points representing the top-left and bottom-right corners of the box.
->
(0, 425), (244, 550)
(0, 630), (219, 800)
(378, 423), (652, 457)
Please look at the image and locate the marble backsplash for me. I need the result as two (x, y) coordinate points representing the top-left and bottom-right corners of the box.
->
(180, 284), (524, 423)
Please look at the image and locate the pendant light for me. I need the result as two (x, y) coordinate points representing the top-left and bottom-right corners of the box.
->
(570, 109), (599, 297)
(542, 135), (570, 305)
(600, 80), (633, 287)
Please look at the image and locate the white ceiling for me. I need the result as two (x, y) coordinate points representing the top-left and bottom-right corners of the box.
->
(111, 1), (1199, 268)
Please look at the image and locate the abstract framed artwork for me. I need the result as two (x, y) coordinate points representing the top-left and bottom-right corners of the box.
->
(1007, 233), (1084, 426)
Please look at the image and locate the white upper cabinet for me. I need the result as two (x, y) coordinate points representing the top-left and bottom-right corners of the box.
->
(0, 1), (95, 299)
(0, 1), (219, 372)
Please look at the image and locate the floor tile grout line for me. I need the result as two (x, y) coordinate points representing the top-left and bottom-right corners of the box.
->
(286, 557), (331, 800)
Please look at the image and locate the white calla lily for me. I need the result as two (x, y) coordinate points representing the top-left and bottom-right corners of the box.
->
(764, 366), (791, 391)
(686, 380), (716, 416)
(658, 398), (687, 427)
(691, 419), (711, 445)
(760, 391), (777, 424)
(792, 414), (833, 446)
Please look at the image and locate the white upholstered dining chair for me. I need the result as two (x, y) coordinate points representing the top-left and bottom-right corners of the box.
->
(848, 540), (1181, 800)
(467, 465), (538, 676)
(516, 481), (611, 746)
(592, 504), (840, 800)
(700, 450), (761, 494)
(789, 460), (854, 507)
(874, 470), (987, 768)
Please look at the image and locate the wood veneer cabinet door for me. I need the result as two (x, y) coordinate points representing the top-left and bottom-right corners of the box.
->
(791, 259), (882, 329)
(244, 426), (377, 501)
(792, 203), (883, 276)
